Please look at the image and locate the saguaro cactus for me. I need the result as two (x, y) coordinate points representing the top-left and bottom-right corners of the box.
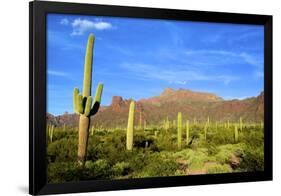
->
(48, 125), (54, 143)
(204, 122), (208, 140)
(234, 124), (239, 143)
(177, 112), (182, 149)
(165, 117), (170, 131)
(186, 120), (189, 145)
(239, 117), (243, 131)
(73, 34), (104, 166)
(126, 101), (135, 151)
(139, 110), (142, 129)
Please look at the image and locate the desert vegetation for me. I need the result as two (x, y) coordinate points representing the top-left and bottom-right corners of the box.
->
(46, 34), (264, 183)
(47, 115), (264, 183)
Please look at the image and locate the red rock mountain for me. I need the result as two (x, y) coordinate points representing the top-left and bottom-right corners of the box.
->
(47, 88), (264, 128)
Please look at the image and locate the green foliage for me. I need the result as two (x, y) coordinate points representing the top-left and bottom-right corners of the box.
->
(206, 163), (232, 174)
(47, 120), (264, 183)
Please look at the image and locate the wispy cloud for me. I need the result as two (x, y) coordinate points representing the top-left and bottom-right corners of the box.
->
(120, 63), (238, 85)
(71, 18), (112, 36)
(48, 70), (69, 77)
(60, 18), (69, 25)
(184, 49), (262, 67)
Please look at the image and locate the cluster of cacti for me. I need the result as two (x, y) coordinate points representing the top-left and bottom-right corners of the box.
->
(126, 101), (135, 151)
(186, 120), (189, 144)
(177, 112), (182, 149)
(48, 124), (55, 143)
(73, 34), (104, 166)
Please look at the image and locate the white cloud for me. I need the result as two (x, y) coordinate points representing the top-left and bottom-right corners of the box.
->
(71, 18), (112, 36)
(60, 18), (69, 25)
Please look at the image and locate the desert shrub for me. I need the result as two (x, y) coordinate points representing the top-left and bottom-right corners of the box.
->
(47, 138), (77, 162)
(48, 162), (83, 183)
(215, 144), (245, 164)
(91, 159), (112, 178)
(206, 163), (232, 174)
(239, 145), (264, 171)
(137, 154), (178, 177)
(112, 161), (131, 176)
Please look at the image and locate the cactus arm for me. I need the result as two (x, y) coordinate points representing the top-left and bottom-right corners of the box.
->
(73, 88), (79, 113)
(83, 34), (94, 97)
(93, 83), (103, 103)
(77, 94), (84, 114)
(90, 83), (103, 115)
(84, 96), (93, 116)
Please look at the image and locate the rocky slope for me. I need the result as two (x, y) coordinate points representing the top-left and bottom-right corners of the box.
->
(47, 88), (264, 128)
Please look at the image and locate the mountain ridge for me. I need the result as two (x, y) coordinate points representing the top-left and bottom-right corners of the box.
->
(47, 88), (264, 128)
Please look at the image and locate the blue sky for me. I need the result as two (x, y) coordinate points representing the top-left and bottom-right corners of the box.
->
(47, 14), (264, 115)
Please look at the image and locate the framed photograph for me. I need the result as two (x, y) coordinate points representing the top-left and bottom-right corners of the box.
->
(29, 1), (272, 195)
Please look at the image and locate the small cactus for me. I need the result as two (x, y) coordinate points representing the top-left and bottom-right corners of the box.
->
(234, 124), (239, 143)
(139, 110), (142, 129)
(165, 117), (169, 131)
(204, 122), (208, 140)
(177, 112), (182, 149)
(90, 126), (94, 136)
(48, 125), (54, 143)
(186, 120), (189, 145)
(239, 117), (243, 131)
(126, 101), (135, 151)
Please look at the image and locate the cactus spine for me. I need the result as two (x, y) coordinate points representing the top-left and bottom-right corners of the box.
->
(234, 124), (239, 143)
(73, 34), (104, 166)
(177, 112), (182, 149)
(126, 101), (135, 151)
(186, 120), (189, 145)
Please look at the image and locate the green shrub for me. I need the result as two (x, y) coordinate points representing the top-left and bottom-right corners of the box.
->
(206, 163), (232, 174)
(112, 161), (131, 176)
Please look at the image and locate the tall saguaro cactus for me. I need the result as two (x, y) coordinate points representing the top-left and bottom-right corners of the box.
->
(73, 34), (103, 166)
(126, 101), (135, 151)
(177, 112), (182, 149)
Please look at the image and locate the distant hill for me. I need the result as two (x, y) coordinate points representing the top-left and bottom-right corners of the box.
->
(47, 88), (264, 128)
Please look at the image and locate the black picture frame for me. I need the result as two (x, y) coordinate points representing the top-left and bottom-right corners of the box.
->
(29, 1), (273, 195)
